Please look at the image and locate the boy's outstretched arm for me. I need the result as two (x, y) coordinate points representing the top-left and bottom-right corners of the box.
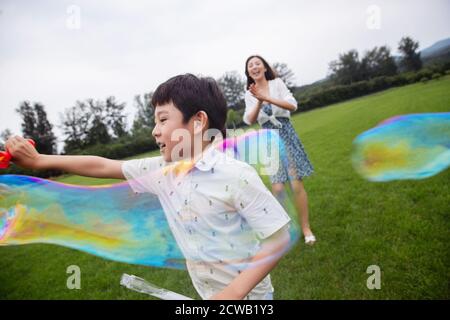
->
(6, 136), (125, 179)
(209, 225), (291, 300)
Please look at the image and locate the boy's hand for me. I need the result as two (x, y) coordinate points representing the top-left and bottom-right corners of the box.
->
(5, 136), (40, 169)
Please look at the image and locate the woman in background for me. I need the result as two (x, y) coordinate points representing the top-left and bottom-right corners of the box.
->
(243, 55), (316, 245)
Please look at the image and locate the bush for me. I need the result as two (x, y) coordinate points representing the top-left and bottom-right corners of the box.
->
(431, 73), (442, 80)
(74, 135), (158, 159)
(416, 69), (433, 80)
(0, 166), (62, 179)
(292, 63), (450, 114)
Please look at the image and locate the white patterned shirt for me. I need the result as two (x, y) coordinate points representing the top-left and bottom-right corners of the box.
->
(122, 144), (291, 299)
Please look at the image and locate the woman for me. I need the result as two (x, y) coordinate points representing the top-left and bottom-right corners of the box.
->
(243, 55), (316, 245)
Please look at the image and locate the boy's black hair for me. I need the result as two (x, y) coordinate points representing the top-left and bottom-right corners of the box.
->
(244, 55), (277, 90)
(152, 74), (228, 139)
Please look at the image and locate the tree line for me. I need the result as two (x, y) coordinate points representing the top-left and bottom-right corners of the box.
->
(294, 36), (450, 112)
(328, 36), (422, 85)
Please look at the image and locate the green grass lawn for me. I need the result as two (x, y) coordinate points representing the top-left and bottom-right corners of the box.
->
(1, 76), (449, 299)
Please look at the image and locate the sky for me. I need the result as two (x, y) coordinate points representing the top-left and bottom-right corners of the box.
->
(0, 0), (449, 148)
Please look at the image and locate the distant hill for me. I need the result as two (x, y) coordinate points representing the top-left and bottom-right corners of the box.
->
(420, 37), (450, 65)
(421, 37), (450, 59)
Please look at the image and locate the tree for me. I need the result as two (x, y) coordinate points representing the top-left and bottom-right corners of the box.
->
(16, 101), (57, 154)
(60, 96), (127, 153)
(84, 99), (111, 146)
(16, 101), (35, 138)
(361, 46), (397, 79)
(105, 96), (128, 138)
(132, 92), (155, 136)
(217, 71), (245, 110)
(329, 50), (363, 85)
(0, 128), (13, 150)
(225, 109), (242, 129)
(34, 103), (58, 154)
(272, 62), (296, 89)
(59, 101), (93, 153)
(398, 36), (422, 72)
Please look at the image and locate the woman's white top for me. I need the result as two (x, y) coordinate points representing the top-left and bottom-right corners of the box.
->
(243, 78), (298, 127)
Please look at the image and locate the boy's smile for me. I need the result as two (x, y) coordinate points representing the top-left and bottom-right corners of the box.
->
(153, 102), (187, 162)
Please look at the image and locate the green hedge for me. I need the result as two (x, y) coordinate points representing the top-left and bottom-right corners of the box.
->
(71, 134), (157, 160)
(294, 62), (450, 113)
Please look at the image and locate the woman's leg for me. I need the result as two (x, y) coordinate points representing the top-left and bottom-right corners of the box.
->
(271, 182), (287, 208)
(289, 179), (315, 242)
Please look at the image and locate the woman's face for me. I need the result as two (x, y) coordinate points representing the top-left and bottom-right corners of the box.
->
(247, 57), (267, 82)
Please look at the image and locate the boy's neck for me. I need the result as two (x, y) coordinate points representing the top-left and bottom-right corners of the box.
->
(189, 141), (213, 164)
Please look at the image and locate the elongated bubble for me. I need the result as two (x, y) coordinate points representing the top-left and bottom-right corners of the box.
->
(352, 113), (450, 181)
(0, 175), (185, 269)
(0, 129), (299, 271)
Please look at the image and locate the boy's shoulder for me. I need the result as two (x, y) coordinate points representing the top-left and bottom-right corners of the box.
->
(214, 150), (259, 180)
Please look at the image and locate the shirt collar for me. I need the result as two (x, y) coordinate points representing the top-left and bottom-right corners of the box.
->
(193, 143), (220, 171)
(162, 143), (221, 177)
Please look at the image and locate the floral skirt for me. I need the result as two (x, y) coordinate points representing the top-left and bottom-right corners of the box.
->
(261, 115), (314, 184)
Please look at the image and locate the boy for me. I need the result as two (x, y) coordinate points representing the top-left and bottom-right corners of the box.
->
(6, 74), (292, 300)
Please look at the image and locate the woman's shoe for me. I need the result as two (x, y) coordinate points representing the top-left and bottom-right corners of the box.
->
(304, 234), (316, 245)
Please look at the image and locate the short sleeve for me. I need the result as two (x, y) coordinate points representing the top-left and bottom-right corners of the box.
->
(243, 90), (258, 125)
(233, 164), (291, 239)
(277, 78), (297, 111)
(121, 156), (164, 195)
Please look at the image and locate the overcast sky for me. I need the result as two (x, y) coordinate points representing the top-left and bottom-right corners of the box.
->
(1, 0), (449, 146)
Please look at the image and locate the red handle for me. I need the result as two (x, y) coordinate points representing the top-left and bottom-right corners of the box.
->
(0, 139), (35, 169)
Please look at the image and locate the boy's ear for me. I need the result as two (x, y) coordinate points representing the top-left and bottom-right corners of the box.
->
(193, 111), (208, 134)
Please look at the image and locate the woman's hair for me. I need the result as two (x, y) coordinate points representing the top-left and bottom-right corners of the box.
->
(244, 55), (277, 89)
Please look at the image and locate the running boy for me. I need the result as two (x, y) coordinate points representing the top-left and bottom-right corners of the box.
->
(6, 74), (292, 300)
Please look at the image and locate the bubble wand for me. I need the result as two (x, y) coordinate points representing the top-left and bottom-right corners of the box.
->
(120, 273), (193, 300)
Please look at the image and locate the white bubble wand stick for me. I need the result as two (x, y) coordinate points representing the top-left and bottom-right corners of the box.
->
(120, 273), (193, 300)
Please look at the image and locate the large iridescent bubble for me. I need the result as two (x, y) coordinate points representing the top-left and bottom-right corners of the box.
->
(0, 129), (299, 270)
(0, 175), (185, 268)
(352, 113), (450, 181)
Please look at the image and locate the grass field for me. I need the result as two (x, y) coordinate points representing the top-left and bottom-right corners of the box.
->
(1, 76), (449, 299)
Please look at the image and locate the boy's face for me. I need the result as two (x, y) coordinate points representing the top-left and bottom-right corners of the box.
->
(152, 102), (199, 162)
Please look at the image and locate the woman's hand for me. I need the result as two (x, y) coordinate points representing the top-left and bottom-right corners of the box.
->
(249, 83), (269, 102)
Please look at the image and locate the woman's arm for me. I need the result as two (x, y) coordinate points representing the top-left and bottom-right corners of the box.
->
(249, 81), (297, 112)
(264, 96), (296, 112)
(244, 98), (263, 125)
(6, 136), (125, 179)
